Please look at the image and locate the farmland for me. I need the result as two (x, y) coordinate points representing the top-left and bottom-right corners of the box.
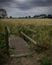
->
(0, 18), (52, 26)
(0, 18), (52, 65)
(0, 18), (52, 32)
(0, 18), (52, 49)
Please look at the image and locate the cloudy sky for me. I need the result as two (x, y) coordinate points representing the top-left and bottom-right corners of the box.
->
(0, 0), (52, 17)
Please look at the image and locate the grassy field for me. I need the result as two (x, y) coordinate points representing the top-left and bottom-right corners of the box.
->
(0, 18), (52, 48)
(0, 18), (52, 32)
(0, 18), (52, 25)
(0, 18), (52, 65)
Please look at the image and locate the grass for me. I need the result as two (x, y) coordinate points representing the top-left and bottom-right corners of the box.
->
(0, 18), (52, 25)
(0, 18), (52, 49)
(0, 33), (9, 65)
(39, 55), (52, 65)
(0, 18), (52, 65)
(0, 18), (52, 32)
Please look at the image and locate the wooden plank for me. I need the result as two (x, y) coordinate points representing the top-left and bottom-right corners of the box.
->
(21, 31), (37, 45)
(10, 52), (33, 58)
(21, 32), (48, 50)
(9, 35), (32, 57)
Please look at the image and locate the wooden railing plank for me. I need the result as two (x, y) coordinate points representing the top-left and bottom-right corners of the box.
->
(21, 31), (37, 45)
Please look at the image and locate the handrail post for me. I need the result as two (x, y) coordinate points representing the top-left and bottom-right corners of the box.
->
(5, 26), (9, 56)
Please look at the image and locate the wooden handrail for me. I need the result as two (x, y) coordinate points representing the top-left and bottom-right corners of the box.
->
(21, 31), (37, 45)
(21, 31), (48, 49)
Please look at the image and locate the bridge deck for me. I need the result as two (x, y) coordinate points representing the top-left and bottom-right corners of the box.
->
(9, 35), (32, 57)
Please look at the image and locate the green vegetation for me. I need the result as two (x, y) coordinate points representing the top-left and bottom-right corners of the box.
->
(0, 34), (7, 65)
(0, 19), (52, 50)
(0, 18), (52, 65)
(0, 34), (6, 47)
(40, 56), (52, 65)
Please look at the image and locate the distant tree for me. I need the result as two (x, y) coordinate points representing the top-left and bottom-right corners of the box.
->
(0, 9), (7, 18)
(33, 14), (48, 18)
(33, 15), (36, 18)
(48, 14), (52, 18)
(25, 16), (28, 18)
(10, 16), (12, 18)
(33, 15), (39, 18)
(28, 16), (31, 18)
(33, 16), (35, 18)
(0, 17), (1, 18)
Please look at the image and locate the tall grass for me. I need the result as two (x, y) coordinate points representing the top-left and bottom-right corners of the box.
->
(0, 19), (52, 49)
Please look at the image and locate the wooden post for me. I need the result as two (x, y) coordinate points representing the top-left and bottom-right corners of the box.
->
(5, 26), (9, 56)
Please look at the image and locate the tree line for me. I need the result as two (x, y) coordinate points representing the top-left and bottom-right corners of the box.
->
(0, 9), (52, 18)
(20, 14), (52, 19)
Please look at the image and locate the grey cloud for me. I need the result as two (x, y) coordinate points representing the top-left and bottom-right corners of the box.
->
(15, 0), (52, 10)
(0, 0), (11, 2)
(0, 0), (52, 10)
(0, 0), (13, 8)
(0, 0), (52, 17)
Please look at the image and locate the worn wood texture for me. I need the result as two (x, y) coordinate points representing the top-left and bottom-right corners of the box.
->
(9, 35), (32, 57)
(21, 31), (37, 45)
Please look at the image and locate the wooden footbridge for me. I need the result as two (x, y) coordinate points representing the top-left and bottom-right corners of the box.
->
(5, 27), (37, 57)
(9, 35), (32, 57)
(3, 26), (48, 65)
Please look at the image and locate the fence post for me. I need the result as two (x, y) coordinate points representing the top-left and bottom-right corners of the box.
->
(5, 26), (9, 56)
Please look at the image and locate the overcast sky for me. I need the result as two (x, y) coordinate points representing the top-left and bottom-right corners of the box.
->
(0, 0), (52, 17)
